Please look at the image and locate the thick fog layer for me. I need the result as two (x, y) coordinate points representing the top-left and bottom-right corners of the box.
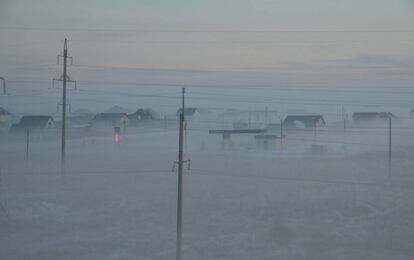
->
(1, 1), (414, 259)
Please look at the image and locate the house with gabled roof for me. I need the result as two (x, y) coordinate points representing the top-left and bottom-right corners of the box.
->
(283, 115), (325, 130)
(12, 115), (56, 130)
(176, 108), (201, 120)
(127, 108), (155, 125)
(352, 112), (397, 124)
(93, 112), (129, 127)
(10, 116), (56, 137)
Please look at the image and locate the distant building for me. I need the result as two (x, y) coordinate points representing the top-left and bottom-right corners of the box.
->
(352, 112), (397, 124)
(93, 113), (129, 127)
(176, 108), (201, 120)
(10, 116), (56, 137)
(127, 108), (155, 125)
(219, 109), (278, 129)
(283, 115), (325, 130)
(106, 105), (130, 114)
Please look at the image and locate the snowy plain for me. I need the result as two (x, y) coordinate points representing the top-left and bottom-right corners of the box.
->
(1, 123), (414, 260)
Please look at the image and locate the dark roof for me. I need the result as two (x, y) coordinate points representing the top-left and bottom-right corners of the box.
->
(105, 106), (129, 113)
(128, 109), (154, 121)
(18, 116), (54, 128)
(353, 112), (397, 120)
(284, 115), (325, 125)
(378, 112), (397, 119)
(0, 107), (11, 116)
(93, 113), (127, 121)
(176, 108), (198, 116)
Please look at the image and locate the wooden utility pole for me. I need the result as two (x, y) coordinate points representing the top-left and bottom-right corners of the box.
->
(176, 88), (185, 260)
(280, 118), (283, 152)
(388, 116), (392, 170)
(0, 77), (6, 95)
(26, 128), (29, 162)
(343, 117), (346, 138)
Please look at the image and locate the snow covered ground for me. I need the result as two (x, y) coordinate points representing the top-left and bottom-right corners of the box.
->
(1, 128), (414, 259)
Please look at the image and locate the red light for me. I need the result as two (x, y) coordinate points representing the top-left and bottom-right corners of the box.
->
(114, 132), (120, 143)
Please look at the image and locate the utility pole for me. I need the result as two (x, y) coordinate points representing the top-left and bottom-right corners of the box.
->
(280, 118), (283, 152)
(0, 77), (5, 95)
(54, 38), (75, 176)
(26, 128), (30, 162)
(176, 87), (185, 260)
(388, 116), (392, 171)
(343, 117), (347, 138)
(57, 103), (71, 113)
(0, 168), (10, 220)
(164, 115), (167, 135)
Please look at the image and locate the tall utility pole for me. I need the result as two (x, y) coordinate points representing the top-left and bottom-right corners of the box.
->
(388, 116), (392, 169)
(54, 39), (74, 176)
(0, 77), (5, 95)
(57, 102), (71, 113)
(280, 118), (284, 151)
(343, 117), (347, 138)
(26, 128), (30, 162)
(176, 88), (185, 260)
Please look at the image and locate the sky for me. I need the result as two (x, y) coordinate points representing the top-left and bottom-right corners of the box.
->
(0, 0), (413, 95)
(0, 0), (414, 85)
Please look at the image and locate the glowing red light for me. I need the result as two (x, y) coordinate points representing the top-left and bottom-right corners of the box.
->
(114, 132), (120, 143)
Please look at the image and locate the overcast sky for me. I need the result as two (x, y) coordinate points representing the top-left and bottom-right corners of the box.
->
(0, 0), (413, 88)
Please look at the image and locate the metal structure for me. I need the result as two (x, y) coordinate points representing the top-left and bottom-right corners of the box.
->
(54, 39), (75, 176)
(52, 50), (77, 89)
(174, 88), (192, 260)
(57, 102), (71, 113)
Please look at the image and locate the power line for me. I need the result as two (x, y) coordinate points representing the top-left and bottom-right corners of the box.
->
(1, 26), (413, 33)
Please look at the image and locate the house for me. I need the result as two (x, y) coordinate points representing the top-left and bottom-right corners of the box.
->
(0, 107), (13, 131)
(93, 113), (129, 127)
(106, 105), (130, 114)
(352, 112), (397, 124)
(219, 109), (279, 129)
(176, 108), (201, 120)
(10, 115), (56, 134)
(127, 108), (155, 125)
(283, 115), (325, 130)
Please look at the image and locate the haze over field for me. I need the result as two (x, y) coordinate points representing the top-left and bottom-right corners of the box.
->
(1, 1), (414, 259)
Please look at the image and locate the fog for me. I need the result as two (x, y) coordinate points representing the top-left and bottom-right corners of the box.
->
(1, 0), (414, 259)
(1, 103), (414, 259)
